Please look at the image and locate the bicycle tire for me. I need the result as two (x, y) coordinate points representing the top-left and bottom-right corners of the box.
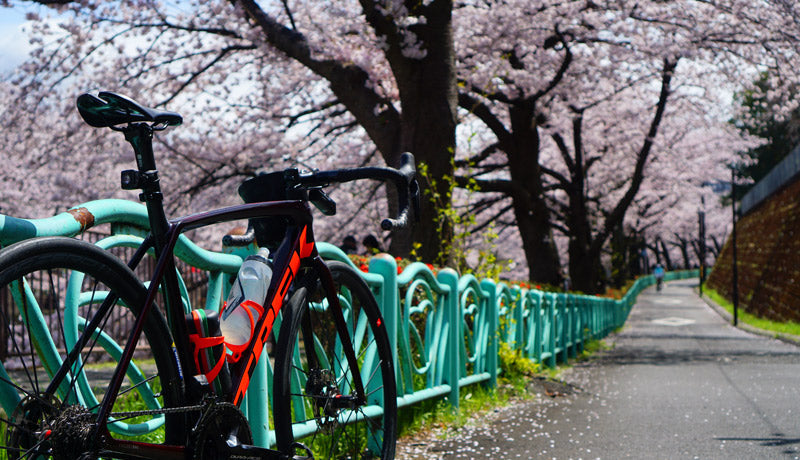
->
(0, 237), (185, 458)
(273, 261), (397, 459)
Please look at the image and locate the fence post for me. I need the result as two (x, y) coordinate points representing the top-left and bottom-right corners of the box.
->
(369, 255), (400, 388)
(559, 294), (571, 361)
(513, 286), (524, 351)
(546, 293), (557, 367)
(572, 296), (579, 353)
(532, 292), (543, 364)
(480, 279), (498, 389)
(437, 268), (460, 407)
(574, 296), (588, 354)
(247, 354), (270, 446)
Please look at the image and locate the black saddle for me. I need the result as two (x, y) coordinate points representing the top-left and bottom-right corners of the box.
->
(77, 91), (182, 128)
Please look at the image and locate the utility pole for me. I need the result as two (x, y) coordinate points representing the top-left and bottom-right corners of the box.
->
(698, 198), (706, 296)
(731, 167), (739, 327)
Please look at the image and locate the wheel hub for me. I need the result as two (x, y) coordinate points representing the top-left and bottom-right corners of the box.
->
(6, 395), (97, 460)
(305, 368), (341, 420)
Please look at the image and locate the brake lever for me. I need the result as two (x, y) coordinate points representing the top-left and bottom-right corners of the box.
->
(309, 188), (336, 216)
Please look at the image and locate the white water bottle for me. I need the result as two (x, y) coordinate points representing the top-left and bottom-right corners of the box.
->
(221, 247), (272, 347)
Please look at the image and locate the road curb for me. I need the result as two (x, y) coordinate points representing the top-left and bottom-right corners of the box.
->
(698, 290), (800, 348)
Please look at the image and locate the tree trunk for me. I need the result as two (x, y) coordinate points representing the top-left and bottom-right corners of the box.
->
(507, 104), (562, 285)
(611, 224), (629, 288)
(659, 239), (673, 270)
(515, 200), (562, 285)
(569, 241), (604, 294)
(564, 154), (607, 294)
(238, 0), (458, 261)
(562, 59), (677, 293)
(563, 110), (603, 293)
(678, 238), (691, 269)
(377, 1), (457, 262)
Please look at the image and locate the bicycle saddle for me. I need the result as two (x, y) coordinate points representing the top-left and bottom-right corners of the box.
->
(77, 91), (183, 128)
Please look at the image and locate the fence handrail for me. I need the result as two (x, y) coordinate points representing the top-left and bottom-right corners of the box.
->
(0, 199), (243, 272)
(0, 198), (699, 447)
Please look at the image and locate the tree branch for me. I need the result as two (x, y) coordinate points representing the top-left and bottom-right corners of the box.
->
(551, 132), (575, 172)
(455, 143), (499, 168)
(235, 0), (401, 157)
(458, 92), (511, 146)
(159, 44), (257, 106)
(592, 57), (679, 254)
(532, 26), (573, 102)
(454, 175), (523, 197)
(470, 204), (514, 233)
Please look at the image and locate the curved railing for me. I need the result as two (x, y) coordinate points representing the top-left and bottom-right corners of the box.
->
(0, 199), (699, 445)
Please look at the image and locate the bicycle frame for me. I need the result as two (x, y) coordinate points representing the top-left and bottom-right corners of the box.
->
(43, 198), (368, 459)
(24, 95), (408, 456)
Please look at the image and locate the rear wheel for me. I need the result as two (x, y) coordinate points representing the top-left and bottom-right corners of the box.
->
(273, 261), (397, 459)
(0, 237), (184, 458)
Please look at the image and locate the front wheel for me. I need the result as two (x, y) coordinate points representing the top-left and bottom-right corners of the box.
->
(273, 261), (397, 459)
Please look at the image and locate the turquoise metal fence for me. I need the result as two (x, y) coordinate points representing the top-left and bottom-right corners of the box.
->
(318, 245), (698, 408)
(0, 199), (699, 444)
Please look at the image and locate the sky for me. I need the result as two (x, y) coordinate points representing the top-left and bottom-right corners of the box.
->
(0, 7), (35, 74)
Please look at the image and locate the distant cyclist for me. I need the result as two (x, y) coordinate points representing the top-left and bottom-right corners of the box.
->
(654, 263), (665, 291)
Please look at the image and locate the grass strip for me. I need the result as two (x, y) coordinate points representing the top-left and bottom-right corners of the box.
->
(704, 287), (800, 338)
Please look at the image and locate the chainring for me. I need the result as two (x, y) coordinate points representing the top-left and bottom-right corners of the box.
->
(189, 401), (253, 460)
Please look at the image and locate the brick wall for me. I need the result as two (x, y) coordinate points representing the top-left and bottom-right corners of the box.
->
(707, 177), (800, 322)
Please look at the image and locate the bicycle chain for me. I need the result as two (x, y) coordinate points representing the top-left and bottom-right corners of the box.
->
(109, 403), (206, 419)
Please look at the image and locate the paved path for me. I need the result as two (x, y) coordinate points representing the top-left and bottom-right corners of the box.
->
(398, 279), (800, 459)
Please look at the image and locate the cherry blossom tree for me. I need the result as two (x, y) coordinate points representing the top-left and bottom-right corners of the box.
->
(449, 0), (798, 292)
(3, 0), (458, 260)
(3, 0), (799, 291)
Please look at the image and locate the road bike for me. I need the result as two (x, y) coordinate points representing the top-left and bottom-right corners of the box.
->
(0, 91), (418, 459)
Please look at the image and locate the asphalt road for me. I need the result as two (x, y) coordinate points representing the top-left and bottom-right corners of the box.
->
(398, 279), (800, 459)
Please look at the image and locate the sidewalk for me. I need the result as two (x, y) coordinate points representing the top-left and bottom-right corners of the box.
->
(397, 279), (800, 459)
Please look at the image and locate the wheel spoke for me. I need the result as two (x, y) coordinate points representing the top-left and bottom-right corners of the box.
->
(272, 262), (396, 459)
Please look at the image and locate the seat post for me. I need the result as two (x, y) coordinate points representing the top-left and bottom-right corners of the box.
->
(124, 122), (158, 171)
(122, 123), (170, 253)
(121, 122), (194, 375)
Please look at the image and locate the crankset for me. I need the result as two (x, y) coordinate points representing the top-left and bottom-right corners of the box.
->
(188, 401), (314, 459)
(189, 401), (253, 459)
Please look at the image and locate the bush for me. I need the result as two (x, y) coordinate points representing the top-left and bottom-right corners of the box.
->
(498, 342), (539, 381)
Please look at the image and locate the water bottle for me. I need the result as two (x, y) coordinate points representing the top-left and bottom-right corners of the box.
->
(221, 247), (272, 348)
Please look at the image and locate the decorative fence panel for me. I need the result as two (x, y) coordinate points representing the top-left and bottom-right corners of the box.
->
(316, 244), (698, 409)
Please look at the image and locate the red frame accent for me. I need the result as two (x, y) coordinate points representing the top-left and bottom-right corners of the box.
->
(232, 224), (315, 405)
